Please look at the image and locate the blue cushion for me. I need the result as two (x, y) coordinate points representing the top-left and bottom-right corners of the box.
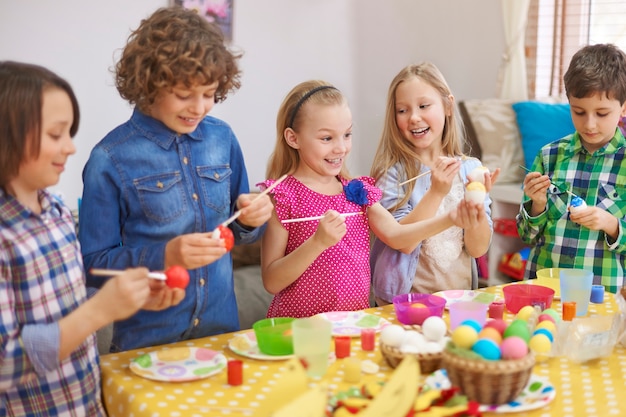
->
(512, 101), (576, 169)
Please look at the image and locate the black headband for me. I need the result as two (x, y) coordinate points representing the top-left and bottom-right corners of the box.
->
(288, 85), (338, 128)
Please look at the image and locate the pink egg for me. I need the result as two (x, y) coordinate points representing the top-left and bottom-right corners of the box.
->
(537, 314), (556, 324)
(500, 336), (529, 359)
(484, 318), (508, 335)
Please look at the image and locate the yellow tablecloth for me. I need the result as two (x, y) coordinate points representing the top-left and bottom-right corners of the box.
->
(100, 286), (626, 416)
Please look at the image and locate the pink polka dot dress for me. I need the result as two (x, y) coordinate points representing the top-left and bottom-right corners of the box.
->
(258, 175), (382, 318)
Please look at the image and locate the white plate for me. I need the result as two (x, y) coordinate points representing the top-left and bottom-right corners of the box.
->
(129, 347), (227, 382)
(228, 331), (293, 361)
(432, 289), (499, 310)
(424, 369), (556, 413)
(315, 311), (390, 337)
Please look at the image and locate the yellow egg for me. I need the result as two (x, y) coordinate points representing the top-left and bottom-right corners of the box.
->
(529, 334), (552, 354)
(535, 320), (556, 334)
(452, 325), (478, 349)
(516, 305), (536, 321)
(410, 303), (428, 309)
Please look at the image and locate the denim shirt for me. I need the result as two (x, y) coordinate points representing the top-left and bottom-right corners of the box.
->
(78, 109), (263, 351)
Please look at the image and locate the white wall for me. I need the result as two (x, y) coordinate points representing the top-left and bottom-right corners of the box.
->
(0, 0), (504, 209)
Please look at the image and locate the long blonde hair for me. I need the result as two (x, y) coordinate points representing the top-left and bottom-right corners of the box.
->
(370, 62), (466, 211)
(266, 80), (352, 179)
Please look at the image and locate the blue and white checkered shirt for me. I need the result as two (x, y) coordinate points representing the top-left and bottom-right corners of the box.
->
(0, 188), (105, 416)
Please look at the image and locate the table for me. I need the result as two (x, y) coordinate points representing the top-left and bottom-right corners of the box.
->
(100, 286), (626, 416)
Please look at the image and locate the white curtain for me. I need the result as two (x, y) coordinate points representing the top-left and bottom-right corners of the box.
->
(498, 0), (531, 100)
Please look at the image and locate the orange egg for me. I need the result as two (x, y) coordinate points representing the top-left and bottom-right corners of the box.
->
(478, 327), (503, 345)
(410, 303), (428, 309)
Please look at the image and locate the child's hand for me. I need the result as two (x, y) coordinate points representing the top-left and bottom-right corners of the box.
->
(523, 171), (551, 215)
(451, 200), (485, 230)
(165, 233), (227, 270)
(98, 267), (152, 321)
(141, 279), (185, 311)
(236, 193), (273, 228)
(484, 167), (501, 192)
(312, 210), (347, 248)
(569, 205), (618, 235)
(430, 156), (461, 196)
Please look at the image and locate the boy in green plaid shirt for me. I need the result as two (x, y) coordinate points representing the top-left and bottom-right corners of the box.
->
(517, 43), (626, 293)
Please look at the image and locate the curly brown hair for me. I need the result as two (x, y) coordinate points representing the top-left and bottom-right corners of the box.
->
(115, 6), (242, 113)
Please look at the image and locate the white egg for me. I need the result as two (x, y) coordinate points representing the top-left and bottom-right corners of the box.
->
(422, 316), (447, 342)
(467, 166), (490, 184)
(380, 324), (405, 347)
(423, 340), (444, 354)
(465, 189), (486, 204)
(402, 330), (425, 347)
(569, 197), (587, 214)
(399, 343), (421, 354)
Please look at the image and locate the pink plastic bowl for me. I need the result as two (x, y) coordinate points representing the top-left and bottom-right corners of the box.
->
(502, 284), (555, 314)
(392, 293), (446, 325)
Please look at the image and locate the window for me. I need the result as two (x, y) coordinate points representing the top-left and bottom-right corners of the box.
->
(525, 0), (626, 99)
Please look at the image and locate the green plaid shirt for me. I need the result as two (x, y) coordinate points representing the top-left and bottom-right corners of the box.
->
(517, 128), (626, 293)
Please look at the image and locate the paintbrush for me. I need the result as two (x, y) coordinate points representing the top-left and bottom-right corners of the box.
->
(518, 165), (578, 197)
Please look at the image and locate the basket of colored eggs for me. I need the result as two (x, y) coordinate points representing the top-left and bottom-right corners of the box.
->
(442, 306), (558, 405)
(379, 316), (450, 374)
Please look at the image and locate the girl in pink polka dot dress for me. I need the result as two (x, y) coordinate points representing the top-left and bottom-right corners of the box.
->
(258, 80), (477, 318)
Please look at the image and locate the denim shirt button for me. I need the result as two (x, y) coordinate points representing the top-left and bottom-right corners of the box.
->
(193, 318), (199, 327)
(192, 193), (199, 201)
(183, 157), (188, 165)
(199, 278), (205, 286)
(213, 172), (220, 179)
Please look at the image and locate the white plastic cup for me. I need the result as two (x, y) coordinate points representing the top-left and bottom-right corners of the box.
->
(449, 301), (488, 330)
(291, 317), (332, 378)
(559, 269), (594, 316)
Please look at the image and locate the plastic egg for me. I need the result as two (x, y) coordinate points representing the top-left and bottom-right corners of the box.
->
(542, 308), (560, 323)
(569, 196), (587, 213)
(402, 330), (425, 347)
(451, 325), (478, 349)
(467, 166), (490, 184)
(465, 181), (487, 204)
(422, 316), (447, 342)
(472, 338), (501, 360)
(478, 327), (503, 345)
(516, 305), (536, 322)
(500, 336), (529, 359)
(459, 319), (482, 333)
(503, 320), (531, 343)
(535, 320), (556, 334)
(537, 314), (556, 324)
(380, 324), (405, 347)
(529, 333), (552, 354)
(484, 318), (508, 335)
(533, 328), (554, 342)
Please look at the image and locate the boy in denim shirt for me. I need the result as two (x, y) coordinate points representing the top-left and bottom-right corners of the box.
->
(79, 7), (272, 351)
(517, 44), (626, 293)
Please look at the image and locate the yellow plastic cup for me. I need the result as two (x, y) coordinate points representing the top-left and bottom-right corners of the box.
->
(535, 268), (561, 299)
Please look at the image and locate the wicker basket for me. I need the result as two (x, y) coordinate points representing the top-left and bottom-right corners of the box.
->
(379, 325), (446, 374)
(442, 349), (535, 405)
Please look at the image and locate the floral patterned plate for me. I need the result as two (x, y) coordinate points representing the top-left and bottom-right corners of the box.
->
(424, 369), (556, 413)
(315, 311), (390, 337)
(129, 347), (227, 382)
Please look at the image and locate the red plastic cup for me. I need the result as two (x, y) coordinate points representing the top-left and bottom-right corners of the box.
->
(227, 360), (243, 386)
(335, 336), (351, 358)
(360, 328), (376, 351)
(488, 300), (505, 319)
